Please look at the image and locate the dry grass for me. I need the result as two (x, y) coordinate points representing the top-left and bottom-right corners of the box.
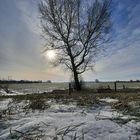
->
(1, 89), (140, 139)
(1, 89), (140, 116)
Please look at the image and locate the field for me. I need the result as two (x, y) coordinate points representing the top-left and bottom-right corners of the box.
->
(1, 81), (140, 95)
(0, 82), (68, 95)
(0, 82), (140, 140)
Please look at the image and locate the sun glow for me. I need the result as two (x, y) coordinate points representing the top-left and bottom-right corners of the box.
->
(45, 50), (56, 60)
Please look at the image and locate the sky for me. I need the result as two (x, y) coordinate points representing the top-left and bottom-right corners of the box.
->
(0, 0), (140, 82)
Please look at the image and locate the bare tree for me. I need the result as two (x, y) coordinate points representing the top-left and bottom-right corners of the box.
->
(39, 0), (112, 91)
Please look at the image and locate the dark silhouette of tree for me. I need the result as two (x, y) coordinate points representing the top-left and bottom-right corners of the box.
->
(95, 79), (100, 83)
(39, 0), (112, 91)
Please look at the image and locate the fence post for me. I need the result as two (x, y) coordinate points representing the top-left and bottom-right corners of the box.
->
(123, 85), (125, 90)
(114, 81), (117, 92)
(69, 83), (72, 95)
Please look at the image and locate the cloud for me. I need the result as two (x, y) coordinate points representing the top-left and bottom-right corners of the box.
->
(84, 34), (140, 81)
(0, 0), (140, 81)
(15, 0), (41, 35)
(83, 1), (140, 81)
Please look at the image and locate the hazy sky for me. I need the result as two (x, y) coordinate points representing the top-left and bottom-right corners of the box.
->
(0, 0), (140, 82)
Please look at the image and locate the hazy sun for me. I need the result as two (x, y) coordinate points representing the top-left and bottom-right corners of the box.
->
(45, 50), (56, 60)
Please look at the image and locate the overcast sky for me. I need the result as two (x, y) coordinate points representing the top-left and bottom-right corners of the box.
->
(0, 0), (140, 82)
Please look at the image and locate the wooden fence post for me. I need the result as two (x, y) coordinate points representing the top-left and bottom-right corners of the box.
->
(114, 81), (117, 92)
(69, 83), (72, 95)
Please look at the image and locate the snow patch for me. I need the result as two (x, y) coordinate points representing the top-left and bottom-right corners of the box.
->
(99, 98), (119, 103)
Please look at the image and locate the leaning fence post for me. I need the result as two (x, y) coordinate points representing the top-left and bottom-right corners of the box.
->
(114, 81), (117, 92)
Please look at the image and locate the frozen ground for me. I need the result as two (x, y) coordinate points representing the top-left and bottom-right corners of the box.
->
(0, 97), (140, 140)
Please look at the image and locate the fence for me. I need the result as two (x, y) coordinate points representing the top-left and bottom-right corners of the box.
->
(85, 81), (140, 92)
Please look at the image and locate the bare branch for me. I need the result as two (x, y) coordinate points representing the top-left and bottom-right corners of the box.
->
(39, 0), (112, 90)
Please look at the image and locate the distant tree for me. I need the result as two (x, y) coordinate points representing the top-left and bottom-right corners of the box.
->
(95, 79), (100, 83)
(39, 0), (112, 91)
(47, 80), (52, 83)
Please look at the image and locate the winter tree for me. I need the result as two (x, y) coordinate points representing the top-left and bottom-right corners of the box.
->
(39, 0), (111, 91)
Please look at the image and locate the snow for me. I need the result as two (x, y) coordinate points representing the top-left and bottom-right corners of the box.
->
(0, 89), (63, 96)
(0, 98), (12, 110)
(99, 98), (119, 103)
(0, 98), (140, 140)
(0, 89), (24, 96)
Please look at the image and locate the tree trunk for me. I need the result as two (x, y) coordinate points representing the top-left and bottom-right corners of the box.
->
(67, 45), (81, 91)
(73, 69), (81, 91)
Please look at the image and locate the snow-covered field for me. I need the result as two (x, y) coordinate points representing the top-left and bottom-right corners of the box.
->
(0, 83), (68, 95)
(0, 81), (140, 95)
(0, 96), (140, 140)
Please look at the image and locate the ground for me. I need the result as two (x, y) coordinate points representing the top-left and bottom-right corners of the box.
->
(0, 88), (140, 140)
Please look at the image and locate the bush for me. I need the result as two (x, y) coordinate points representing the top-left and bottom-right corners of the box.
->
(24, 98), (49, 111)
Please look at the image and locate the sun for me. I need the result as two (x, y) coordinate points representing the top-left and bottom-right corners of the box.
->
(45, 50), (56, 60)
